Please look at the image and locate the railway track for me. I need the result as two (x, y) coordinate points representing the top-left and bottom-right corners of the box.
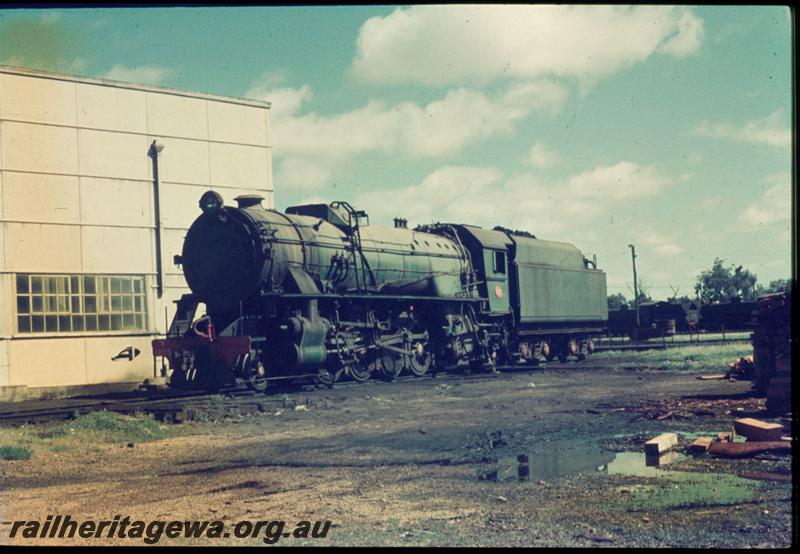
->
(0, 386), (260, 426)
(0, 366), (532, 426)
(0, 337), (751, 426)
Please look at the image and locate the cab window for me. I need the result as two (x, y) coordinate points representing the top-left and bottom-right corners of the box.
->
(493, 251), (506, 274)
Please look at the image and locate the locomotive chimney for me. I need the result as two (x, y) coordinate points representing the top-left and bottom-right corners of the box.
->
(234, 194), (264, 209)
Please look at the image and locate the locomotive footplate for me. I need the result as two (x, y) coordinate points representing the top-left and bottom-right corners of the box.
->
(153, 335), (252, 370)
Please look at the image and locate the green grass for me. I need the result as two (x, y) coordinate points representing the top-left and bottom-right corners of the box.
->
(597, 332), (750, 345)
(0, 445), (32, 460)
(609, 470), (760, 512)
(592, 344), (753, 372)
(45, 410), (168, 443)
(0, 411), (169, 460)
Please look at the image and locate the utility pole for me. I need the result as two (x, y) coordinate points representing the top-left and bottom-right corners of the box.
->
(628, 244), (640, 338)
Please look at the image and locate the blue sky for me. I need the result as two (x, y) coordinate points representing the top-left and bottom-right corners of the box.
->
(0, 6), (793, 298)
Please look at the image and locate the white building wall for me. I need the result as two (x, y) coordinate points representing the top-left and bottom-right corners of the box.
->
(0, 66), (272, 398)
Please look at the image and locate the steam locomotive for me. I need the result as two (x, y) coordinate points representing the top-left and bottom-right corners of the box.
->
(153, 192), (608, 390)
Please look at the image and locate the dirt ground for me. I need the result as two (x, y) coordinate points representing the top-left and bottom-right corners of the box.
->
(0, 359), (794, 547)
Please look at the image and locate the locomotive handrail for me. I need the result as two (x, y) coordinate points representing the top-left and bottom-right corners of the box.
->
(273, 292), (485, 302)
(329, 201), (376, 292)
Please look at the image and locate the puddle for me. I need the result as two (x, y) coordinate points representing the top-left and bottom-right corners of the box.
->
(479, 445), (685, 482)
(517, 446), (616, 481)
(477, 445), (614, 482)
(516, 445), (683, 481)
(602, 451), (687, 476)
(480, 445), (769, 511)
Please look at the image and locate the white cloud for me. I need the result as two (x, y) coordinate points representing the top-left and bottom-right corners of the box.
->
(350, 5), (703, 86)
(397, 82), (566, 157)
(1, 55), (25, 67)
(639, 230), (685, 256)
(657, 9), (704, 56)
(563, 161), (683, 203)
(525, 141), (561, 169)
(359, 166), (506, 225)
(356, 161), (682, 236)
(98, 64), (172, 85)
(65, 58), (90, 75)
(255, 78), (567, 188)
(245, 72), (313, 120)
(275, 101), (399, 163)
(737, 172), (791, 230)
(693, 110), (791, 148)
(3, 55), (89, 76)
(275, 157), (338, 191)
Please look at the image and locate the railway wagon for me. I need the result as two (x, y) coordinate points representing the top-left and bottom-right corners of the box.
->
(608, 298), (755, 339)
(638, 301), (696, 333)
(699, 300), (758, 332)
(153, 192), (608, 390)
(607, 307), (636, 337)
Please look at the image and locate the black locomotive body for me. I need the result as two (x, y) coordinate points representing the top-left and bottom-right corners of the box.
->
(153, 192), (608, 390)
(607, 298), (757, 339)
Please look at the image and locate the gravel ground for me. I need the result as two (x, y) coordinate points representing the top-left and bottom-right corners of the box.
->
(0, 361), (794, 547)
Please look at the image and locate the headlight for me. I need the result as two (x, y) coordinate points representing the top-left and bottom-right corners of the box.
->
(199, 191), (224, 215)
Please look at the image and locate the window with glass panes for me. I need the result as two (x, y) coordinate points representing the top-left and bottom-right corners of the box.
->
(15, 274), (148, 334)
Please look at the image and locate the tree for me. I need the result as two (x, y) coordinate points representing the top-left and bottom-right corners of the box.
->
(672, 295), (694, 305)
(694, 258), (758, 303)
(607, 293), (628, 310)
(756, 278), (791, 295)
(628, 278), (652, 306)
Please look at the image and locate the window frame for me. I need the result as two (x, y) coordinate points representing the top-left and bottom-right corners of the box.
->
(14, 273), (149, 336)
(492, 250), (507, 275)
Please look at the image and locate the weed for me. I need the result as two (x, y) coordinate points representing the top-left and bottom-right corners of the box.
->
(39, 411), (167, 443)
(592, 344), (753, 371)
(0, 445), (32, 460)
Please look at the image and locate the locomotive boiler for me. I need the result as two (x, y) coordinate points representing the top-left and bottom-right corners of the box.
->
(153, 191), (608, 390)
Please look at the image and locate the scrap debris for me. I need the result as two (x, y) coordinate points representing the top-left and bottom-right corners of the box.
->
(733, 417), (785, 442)
(708, 441), (791, 458)
(630, 396), (765, 421)
(644, 432), (678, 456)
(688, 437), (713, 454)
(736, 471), (792, 482)
(726, 355), (755, 380)
(682, 417), (791, 459)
